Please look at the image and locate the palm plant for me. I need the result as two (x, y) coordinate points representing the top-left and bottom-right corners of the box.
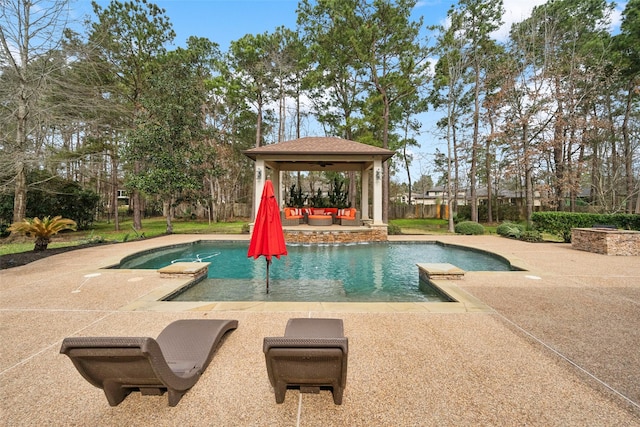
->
(9, 216), (77, 251)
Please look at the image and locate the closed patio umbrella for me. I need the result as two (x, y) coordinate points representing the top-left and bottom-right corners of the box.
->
(247, 180), (287, 293)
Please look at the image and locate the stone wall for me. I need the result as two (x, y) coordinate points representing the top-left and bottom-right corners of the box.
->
(284, 227), (387, 244)
(571, 228), (640, 256)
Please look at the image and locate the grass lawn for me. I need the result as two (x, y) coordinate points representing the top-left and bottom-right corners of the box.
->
(0, 217), (249, 256)
(389, 218), (451, 234)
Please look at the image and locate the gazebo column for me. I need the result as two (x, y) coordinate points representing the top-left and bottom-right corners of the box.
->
(361, 167), (370, 220)
(272, 167), (282, 207)
(253, 159), (265, 222)
(372, 160), (383, 225)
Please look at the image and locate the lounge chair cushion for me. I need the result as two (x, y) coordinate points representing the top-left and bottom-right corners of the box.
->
(60, 319), (238, 406)
(263, 318), (348, 404)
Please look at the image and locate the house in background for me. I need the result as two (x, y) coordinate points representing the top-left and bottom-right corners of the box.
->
(474, 187), (542, 208)
(392, 186), (543, 219)
(411, 186), (467, 206)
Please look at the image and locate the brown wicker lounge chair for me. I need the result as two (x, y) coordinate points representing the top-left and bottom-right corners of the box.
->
(263, 318), (348, 404)
(60, 319), (238, 406)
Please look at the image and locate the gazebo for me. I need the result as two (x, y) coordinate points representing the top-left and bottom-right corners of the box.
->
(243, 137), (395, 226)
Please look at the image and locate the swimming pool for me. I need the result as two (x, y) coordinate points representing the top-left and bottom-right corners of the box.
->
(115, 241), (513, 303)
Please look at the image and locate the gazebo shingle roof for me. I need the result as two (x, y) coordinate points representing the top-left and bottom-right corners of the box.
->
(243, 137), (394, 160)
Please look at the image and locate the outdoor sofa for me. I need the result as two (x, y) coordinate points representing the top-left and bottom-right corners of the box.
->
(281, 207), (360, 226)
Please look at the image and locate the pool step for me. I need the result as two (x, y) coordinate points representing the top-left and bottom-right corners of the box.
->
(158, 262), (210, 280)
(417, 263), (465, 280)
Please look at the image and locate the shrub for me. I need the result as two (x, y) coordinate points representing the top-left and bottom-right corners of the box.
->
(308, 188), (329, 208)
(454, 221), (485, 235)
(496, 222), (524, 238)
(520, 230), (542, 242)
(8, 216), (77, 251)
(387, 223), (402, 235)
(327, 177), (350, 208)
(286, 184), (307, 208)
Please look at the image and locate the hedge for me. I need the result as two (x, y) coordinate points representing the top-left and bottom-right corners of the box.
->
(531, 212), (640, 243)
(454, 221), (485, 235)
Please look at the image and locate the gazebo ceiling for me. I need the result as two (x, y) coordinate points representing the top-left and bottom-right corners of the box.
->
(243, 137), (395, 172)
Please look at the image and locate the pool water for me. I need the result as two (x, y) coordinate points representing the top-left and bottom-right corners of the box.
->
(116, 241), (512, 303)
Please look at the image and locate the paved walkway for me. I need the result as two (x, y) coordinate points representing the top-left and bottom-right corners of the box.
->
(1, 234), (639, 426)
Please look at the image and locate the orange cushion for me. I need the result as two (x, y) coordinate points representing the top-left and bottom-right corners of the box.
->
(284, 208), (303, 219)
(337, 208), (355, 219)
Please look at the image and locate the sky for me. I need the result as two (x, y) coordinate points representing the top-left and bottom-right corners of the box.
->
(70, 0), (626, 181)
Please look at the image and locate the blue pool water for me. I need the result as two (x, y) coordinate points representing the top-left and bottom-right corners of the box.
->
(115, 241), (512, 303)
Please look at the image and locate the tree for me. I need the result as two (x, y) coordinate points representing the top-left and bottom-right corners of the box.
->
(0, 0), (71, 224)
(203, 65), (258, 222)
(360, 0), (429, 222)
(298, 0), (368, 208)
(89, 0), (175, 230)
(411, 174), (433, 195)
(446, 0), (503, 222)
(614, 0), (640, 213)
(398, 94), (425, 207)
(320, 0), (430, 222)
(125, 38), (215, 233)
(228, 32), (278, 148)
(431, 21), (472, 232)
(518, 0), (614, 212)
(298, 0), (366, 141)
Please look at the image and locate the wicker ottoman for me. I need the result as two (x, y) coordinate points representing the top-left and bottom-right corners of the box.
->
(307, 215), (333, 226)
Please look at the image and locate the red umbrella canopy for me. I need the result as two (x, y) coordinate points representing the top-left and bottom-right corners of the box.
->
(248, 180), (288, 261)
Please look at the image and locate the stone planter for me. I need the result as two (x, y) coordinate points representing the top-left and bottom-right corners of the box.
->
(571, 228), (640, 256)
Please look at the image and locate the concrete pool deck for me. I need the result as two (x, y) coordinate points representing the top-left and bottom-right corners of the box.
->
(1, 234), (639, 425)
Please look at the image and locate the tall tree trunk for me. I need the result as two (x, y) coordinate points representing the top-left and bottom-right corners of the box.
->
(553, 79), (565, 211)
(13, 161), (27, 223)
(12, 101), (28, 223)
(470, 70), (480, 222)
(486, 116), (495, 223)
(452, 123), (460, 216)
(165, 199), (173, 234)
(278, 78), (285, 142)
(111, 153), (120, 231)
(523, 122), (534, 226)
(622, 78), (635, 213)
(382, 96), (390, 223)
(255, 92), (263, 148)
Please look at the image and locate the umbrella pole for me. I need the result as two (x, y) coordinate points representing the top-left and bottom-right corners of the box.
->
(266, 259), (270, 294)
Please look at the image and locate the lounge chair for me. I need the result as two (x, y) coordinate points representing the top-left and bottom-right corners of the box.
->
(60, 319), (238, 406)
(263, 318), (348, 404)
